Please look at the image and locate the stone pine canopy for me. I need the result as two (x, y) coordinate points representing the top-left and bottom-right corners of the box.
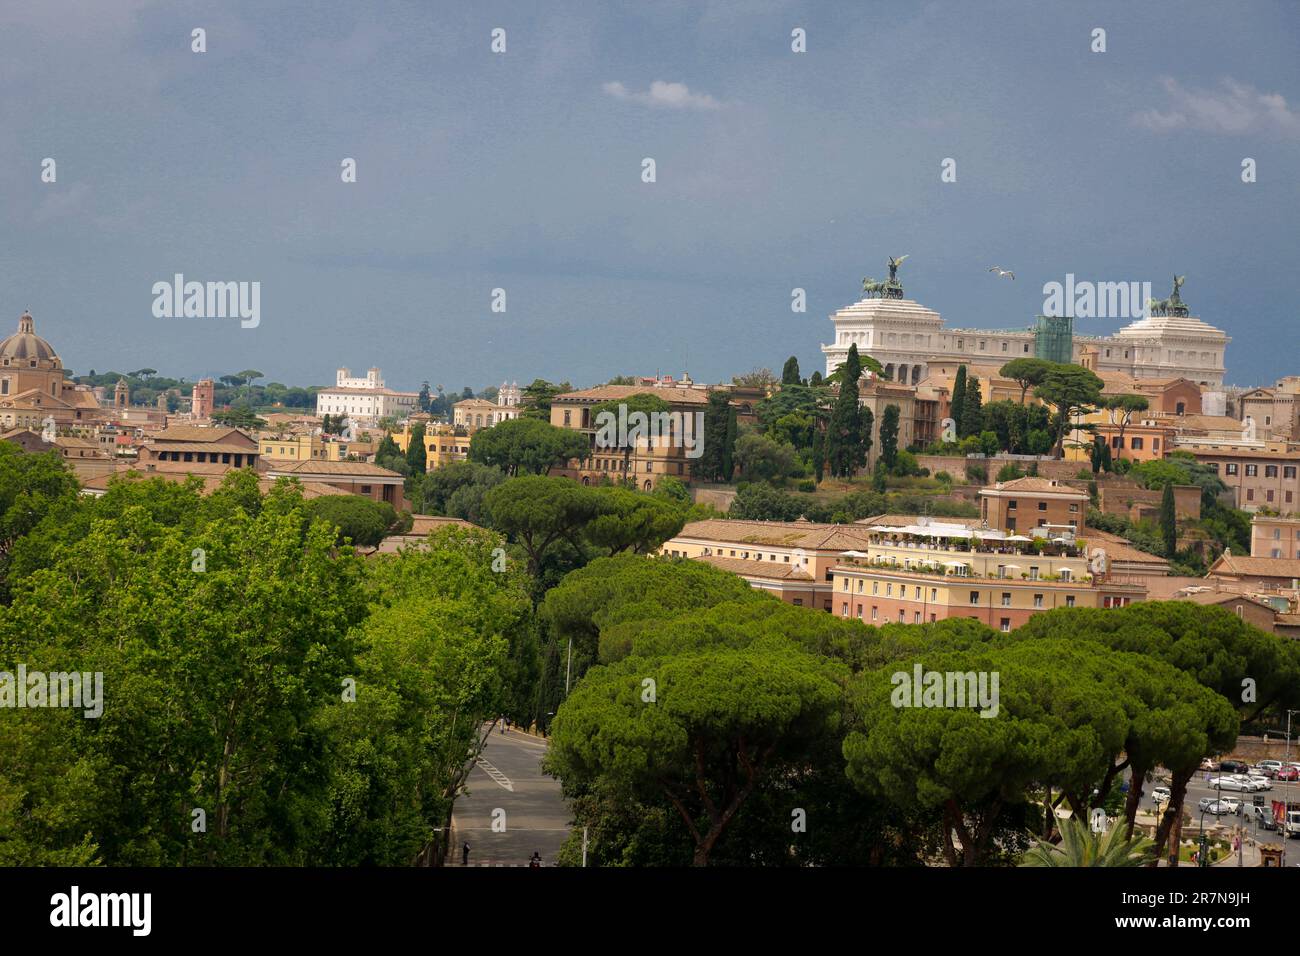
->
(0, 311), (62, 366)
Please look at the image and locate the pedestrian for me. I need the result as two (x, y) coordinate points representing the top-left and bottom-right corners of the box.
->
(529, 851), (541, 868)
(462, 841), (470, 866)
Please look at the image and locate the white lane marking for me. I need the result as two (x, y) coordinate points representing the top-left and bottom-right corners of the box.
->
(475, 756), (514, 792)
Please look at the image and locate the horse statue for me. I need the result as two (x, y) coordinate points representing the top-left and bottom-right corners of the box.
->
(1146, 296), (1168, 316)
(862, 277), (889, 297)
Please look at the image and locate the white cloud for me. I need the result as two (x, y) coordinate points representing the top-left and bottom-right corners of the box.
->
(602, 80), (723, 111)
(1132, 76), (1300, 137)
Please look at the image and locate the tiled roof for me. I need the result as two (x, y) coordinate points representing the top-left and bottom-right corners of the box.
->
(555, 385), (711, 405)
(985, 476), (1087, 496)
(695, 553), (813, 581)
(674, 518), (875, 550)
(269, 460), (404, 478)
(1210, 554), (1300, 578)
(151, 426), (247, 443)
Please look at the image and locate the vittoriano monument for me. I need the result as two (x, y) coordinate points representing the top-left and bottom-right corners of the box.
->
(862, 254), (908, 299)
(1147, 274), (1190, 317)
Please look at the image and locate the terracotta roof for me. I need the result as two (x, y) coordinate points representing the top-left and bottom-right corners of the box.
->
(1173, 589), (1275, 611)
(555, 385), (711, 405)
(1082, 528), (1172, 567)
(151, 426), (248, 443)
(1209, 554), (1300, 578)
(674, 518), (875, 550)
(268, 460), (404, 478)
(983, 476), (1088, 496)
(695, 553), (814, 581)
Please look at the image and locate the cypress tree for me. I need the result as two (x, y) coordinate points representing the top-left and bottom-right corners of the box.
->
(1160, 481), (1177, 557)
(879, 404), (900, 470)
(782, 356), (802, 386)
(722, 407), (737, 481)
(406, 422), (427, 474)
(826, 345), (863, 477)
(950, 365), (967, 440)
(961, 375), (983, 438)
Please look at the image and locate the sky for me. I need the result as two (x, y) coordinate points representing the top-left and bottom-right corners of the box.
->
(2, 0), (1297, 393)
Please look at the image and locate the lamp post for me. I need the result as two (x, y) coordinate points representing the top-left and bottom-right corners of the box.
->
(1284, 709), (1299, 868)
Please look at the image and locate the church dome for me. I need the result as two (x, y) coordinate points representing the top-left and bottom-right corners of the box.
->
(0, 311), (61, 365)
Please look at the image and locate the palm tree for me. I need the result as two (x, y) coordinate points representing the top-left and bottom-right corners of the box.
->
(1021, 815), (1155, 867)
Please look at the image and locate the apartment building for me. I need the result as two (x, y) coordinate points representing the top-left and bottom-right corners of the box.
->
(659, 518), (876, 611)
(979, 476), (1089, 533)
(1251, 514), (1300, 560)
(1182, 443), (1300, 512)
(830, 519), (1144, 629)
(550, 385), (710, 490)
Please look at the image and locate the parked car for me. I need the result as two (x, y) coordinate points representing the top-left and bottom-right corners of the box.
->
(1219, 759), (1250, 774)
(1216, 797), (1242, 814)
(1200, 758), (1219, 772)
(1199, 798), (1232, 815)
(1276, 767), (1300, 782)
(1246, 770), (1273, 789)
(1258, 760), (1283, 777)
(1151, 785), (1172, 803)
(1211, 775), (1263, 792)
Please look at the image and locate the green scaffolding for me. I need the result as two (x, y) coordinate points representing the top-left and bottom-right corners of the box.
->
(1034, 315), (1074, 363)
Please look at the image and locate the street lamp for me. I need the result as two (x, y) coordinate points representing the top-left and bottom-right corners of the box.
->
(1284, 709), (1299, 868)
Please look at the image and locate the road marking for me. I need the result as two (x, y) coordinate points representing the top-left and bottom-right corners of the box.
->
(475, 756), (514, 792)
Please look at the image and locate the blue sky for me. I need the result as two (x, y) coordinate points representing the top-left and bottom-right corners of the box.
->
(3, 0), (1297, 392)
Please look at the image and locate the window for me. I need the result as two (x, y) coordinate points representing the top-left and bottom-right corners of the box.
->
(872, 581), (879, 595)
(1265, 465), (1278, 478)
(886, 583), (893, 596)
(1285, 466), (1297, 479)
(792, 598), (802, 607)
(856, 606), (863, 619)
(1226, 463), (1238, 475)
(1000, 618), (1011, 633)
(930, 588), (937, 601)
(871, 606), (878, 621)
(969, 591), (980, 605)
(1008, 499), (1018, 510)
(1069, 503), (1079, 513)
(1029, 567), (1040, 580)
(841, 602), (848, 617)
(1037, 501), (1047, 511)
(1065, 595), (1076, 608)
(1131, 437), (1144, 450)
(1001, 592), (1011, 606)
(914, 586), (921, 599)
(1033, 594), (1044, 608)
(856, 579), (863, 593)
(1246, 465), (1257, 477)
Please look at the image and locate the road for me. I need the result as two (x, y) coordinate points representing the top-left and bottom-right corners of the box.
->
(449, 726), (571, 867)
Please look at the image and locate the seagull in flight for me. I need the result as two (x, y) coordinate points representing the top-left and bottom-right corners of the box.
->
(988, 266), (1015, 280)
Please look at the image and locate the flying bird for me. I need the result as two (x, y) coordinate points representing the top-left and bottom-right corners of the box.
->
(988, 266), (1015, 280)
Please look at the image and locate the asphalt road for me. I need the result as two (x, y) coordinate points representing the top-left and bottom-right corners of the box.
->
(449, 726), (571, 867)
